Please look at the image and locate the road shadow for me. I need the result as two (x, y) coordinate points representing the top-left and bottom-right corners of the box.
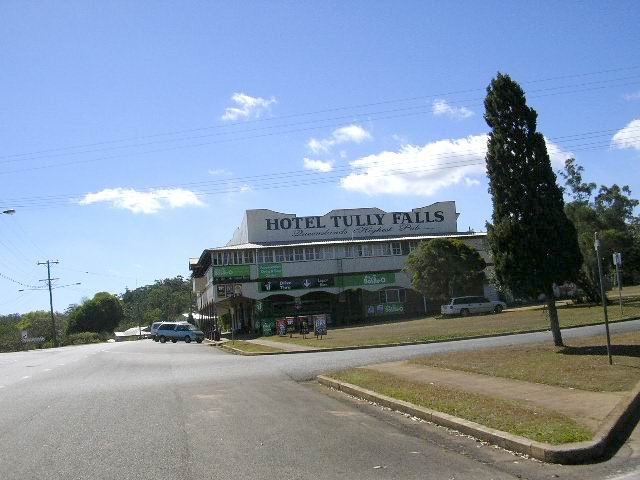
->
(559, 344), (640, 359)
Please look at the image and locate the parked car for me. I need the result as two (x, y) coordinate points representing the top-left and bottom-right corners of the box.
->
(441, 296), (507, 316)
(150, 322), (163, 340)
(155, 322), (204, 344)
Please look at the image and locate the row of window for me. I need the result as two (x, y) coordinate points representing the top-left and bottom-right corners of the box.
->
(212, 241), (421, 266)
(379, 288), (407, 304)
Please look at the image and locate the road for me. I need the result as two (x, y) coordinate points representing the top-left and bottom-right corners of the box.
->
(2, 321), (640, 480)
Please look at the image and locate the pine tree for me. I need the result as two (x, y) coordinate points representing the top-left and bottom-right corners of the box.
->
(484, 73), (582, 346)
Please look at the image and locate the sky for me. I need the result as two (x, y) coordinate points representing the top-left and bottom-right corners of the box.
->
(1, 1), (639, 314)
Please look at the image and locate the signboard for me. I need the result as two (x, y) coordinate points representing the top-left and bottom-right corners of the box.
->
(313, 314), (327, 337)
(213, 265), (250, 280)
(261, 318), (275, 336)
(239, 202), (458, 244)
(260, 276), (334, 292)
(339, 272), (396, 287)
(258, 263), (283, 278)
(367, 303), (405, 316)
(613, 252), (622, 266)
(216, 284), (226, 298)
(276, 318), (287, 336)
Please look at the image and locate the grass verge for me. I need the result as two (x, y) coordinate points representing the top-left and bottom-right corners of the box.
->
(411, 330), (640, 392)
(223, 340), (285, 354)
(328, 368), (592, 444)
(261, 298), (640, 349)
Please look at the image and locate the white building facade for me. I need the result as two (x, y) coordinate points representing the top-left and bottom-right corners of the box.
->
(189, 202), (493, 335)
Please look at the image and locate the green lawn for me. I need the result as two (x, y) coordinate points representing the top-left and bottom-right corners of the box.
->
(411, 330), (640, 392)
(260, 297), (640, 349)
(328, 368), (592, 445)
(222, 340), (285, 354)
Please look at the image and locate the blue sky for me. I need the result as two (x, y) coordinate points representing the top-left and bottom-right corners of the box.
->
(1, 1), (639, 314)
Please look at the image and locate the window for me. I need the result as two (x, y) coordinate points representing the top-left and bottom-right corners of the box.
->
(344, 245), (354, 258)
(285, 248), (294, 262)
(304, 247), (315, 260)
(373, 243), (391, 256)
(324, 246), (335, 259)
(222, 252), (230, 265)
(391, 242), (402, 255)
(259, 249), (273, 264)
(408, 241), (419, 253)
(275, 248), (286, 262)
(379, 288), (406, 304)
(357, 244), (372, 257)
(243, 250), (254, 264)
(294, 247), (304, 261)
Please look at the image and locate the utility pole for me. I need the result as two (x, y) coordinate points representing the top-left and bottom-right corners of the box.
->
(38, 260), (60, 348)
(594, 233), (612, 365)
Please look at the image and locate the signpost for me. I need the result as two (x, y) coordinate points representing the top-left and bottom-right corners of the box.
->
(613, 252), (623, 316)
(595, 233), (613, 365)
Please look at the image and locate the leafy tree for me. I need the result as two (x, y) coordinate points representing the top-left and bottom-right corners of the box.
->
(120, 276), (193, 329)
(484, 73), (582, 347)
(561, 158), (640, 299)
(67, 292), (123, 334)
(405, 238), (486, 305)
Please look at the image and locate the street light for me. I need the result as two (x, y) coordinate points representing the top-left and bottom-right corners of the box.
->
(2, 209), (16, 215)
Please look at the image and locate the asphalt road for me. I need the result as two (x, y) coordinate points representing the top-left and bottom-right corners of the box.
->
(3, 321), (640, 480)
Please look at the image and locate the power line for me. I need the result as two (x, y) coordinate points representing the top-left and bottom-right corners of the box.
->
(3, 64), (639, 163)
(1, 124), (638, 209)
(0, 271), (40, 289)
(1, 73), (639, 175)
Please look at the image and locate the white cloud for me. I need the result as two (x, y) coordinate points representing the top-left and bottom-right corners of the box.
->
(307, 124), (372, 154)
(623, 92), (640, 101)
(612, 119), (640, 151)
(432, 99), (474, 120)
(303, 158), (334, 173)
(78, 188), (204, 214)
(340, 134), (572, 196)
(341, 135), (487, 196)
(220, 93), (276, 121)
(545, 137), (574, 168)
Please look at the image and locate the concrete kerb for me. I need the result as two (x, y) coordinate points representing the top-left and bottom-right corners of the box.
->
(212, 316), (640, 356)
(317, 375), (640, 464)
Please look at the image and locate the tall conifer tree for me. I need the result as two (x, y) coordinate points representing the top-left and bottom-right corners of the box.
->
(484, 73), (582, 346)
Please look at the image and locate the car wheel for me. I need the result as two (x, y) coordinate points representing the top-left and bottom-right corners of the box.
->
(494, 305), (504, 313)
(460, 308), (470, 317)
(171, 339), (177, 343)
(196, 339), (203, 344)
(184, 336), (191, 343)
(159, 336), (166, 343)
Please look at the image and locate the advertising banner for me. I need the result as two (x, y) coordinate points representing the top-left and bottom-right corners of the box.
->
(259, 276), (334, 292)
(213, 265), (250, 280)
(258, 263), (283, 278)
(338, 272), (396, 287)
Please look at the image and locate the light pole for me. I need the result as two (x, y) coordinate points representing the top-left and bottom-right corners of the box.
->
(2, 209), (16, 216)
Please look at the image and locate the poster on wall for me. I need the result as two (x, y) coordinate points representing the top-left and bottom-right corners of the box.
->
(225, 284), (234, 297)
(216, 285), (226, 298)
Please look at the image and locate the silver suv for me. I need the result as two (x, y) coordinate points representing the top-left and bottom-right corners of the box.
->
(155, 322), (204, 344)
(441, 296), (507, 316)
